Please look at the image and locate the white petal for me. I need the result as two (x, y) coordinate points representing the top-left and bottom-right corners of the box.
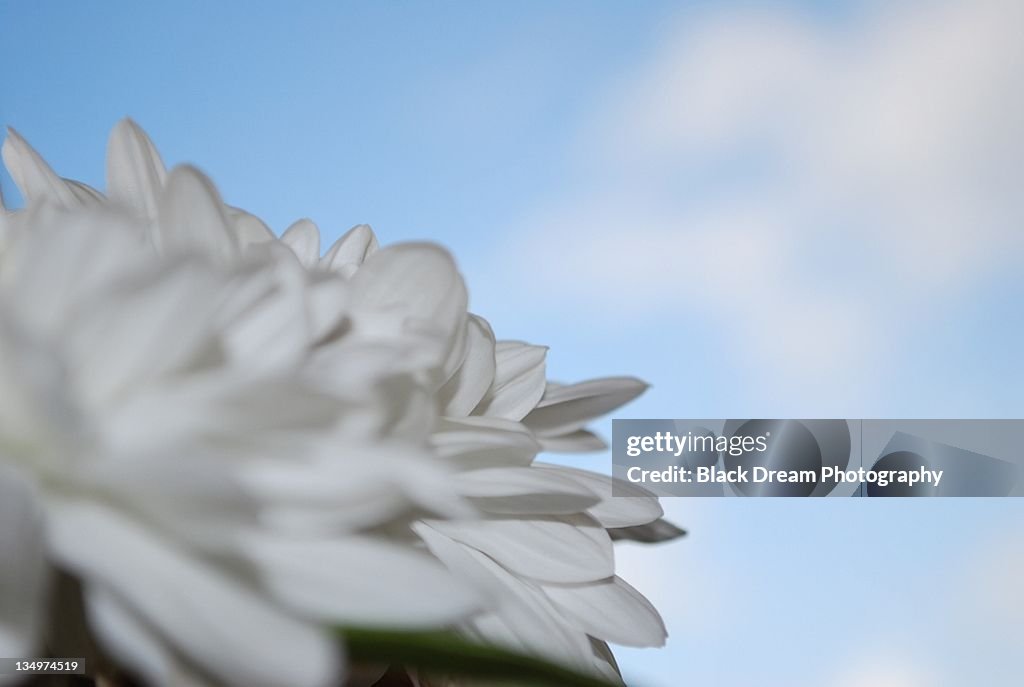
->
(281, 218), (321, 268)
(349, 242), (463, 323)
(157, 165), (238, 260)
(64, 258), (224, 406)
(63, 179), (106, 204)
(321, 224), (378, 271)
(535, 465), (663, 528)
(424, 515), (613, 584)
(415, 525), (599, 673)
(0, 469), (47, 660)
(1, 127), (78, 207)
(430, 417), (540, 469)
(539, 430), (607, 453)
(542, 577), (666, 648)
(454, 467), (600, 515)
(523, 377), (648, 437)
(437, 315), (496, 416)
(48, 501), (341, 687)
(472, 341), (547, 421)
(0, 319), (72, 453)
(106, 118), (167, 218)
(0, 205), (147, 333)
(85, 587), (213, 687)
(439, 317), (471, 388)
(77, 446), (260, 553)
(242, 442), (471, 533)
(243, 536), (480, 627)
(229, 208), (276, 248)
(221, 245), (311, 370)
(349, 243), (468, 375)
(588, 639), (625, 685)
(306, 273), (350, 343)
(103, 374), (342, 456)
(305, 338), (437, 402)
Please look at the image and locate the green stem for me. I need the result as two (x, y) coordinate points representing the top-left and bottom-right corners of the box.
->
(339, 628), (619, 687)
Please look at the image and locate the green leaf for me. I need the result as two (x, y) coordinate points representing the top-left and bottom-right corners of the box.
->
(339, 628), (620, 687)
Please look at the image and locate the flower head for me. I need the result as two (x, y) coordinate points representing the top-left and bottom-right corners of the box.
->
(0, 135), (479, 687)
(1, 120), (682, 686)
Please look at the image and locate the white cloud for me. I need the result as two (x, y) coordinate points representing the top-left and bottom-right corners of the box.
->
(959, 528), (1024, 628)
(503, 0), (1024, 400)
(934, 527), (1024, 685)
(829, 659), (938, 687)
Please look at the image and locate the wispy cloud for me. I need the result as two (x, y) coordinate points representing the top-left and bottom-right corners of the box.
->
(958, 521), (1024, 631)
(829, 658), (938, 687)
(501, 0), (1024, 402)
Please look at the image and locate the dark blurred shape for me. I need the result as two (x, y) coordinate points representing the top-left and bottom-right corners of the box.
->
(725, 420), (820, 496)
(868, 432), (1019, 497)
(608, 519), (687, 543)
(866, 451), (934, 497)
(720, 419), (853, 497)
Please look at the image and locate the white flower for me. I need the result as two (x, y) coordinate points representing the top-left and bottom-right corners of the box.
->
(418, 341), (669, 681)
(0, 158), (479, 686)
(2, 120), (682, 684)
(0, 205), (337, 687)
(262, 182), (674, 683)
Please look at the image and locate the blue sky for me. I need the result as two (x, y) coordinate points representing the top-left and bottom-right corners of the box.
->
(3, 1), (1022, 685)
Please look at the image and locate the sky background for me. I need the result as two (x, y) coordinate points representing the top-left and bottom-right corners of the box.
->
(2, 1), (1022, 685)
